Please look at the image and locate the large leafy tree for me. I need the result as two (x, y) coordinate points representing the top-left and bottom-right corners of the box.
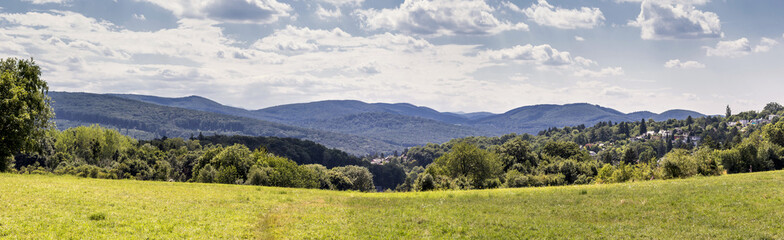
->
(428, 142), (501, 188)
(0, 58), (54, 172)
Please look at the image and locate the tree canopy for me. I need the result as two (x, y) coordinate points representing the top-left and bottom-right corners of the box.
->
(0, 58), (53, 171)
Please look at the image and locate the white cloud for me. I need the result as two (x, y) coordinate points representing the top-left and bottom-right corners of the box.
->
(664, 59), (705, 69)
(575, 36), (585, 41)
(480, 44), (618, 78)
(573, 67), (624, 77)
(135, 0), (292, 24)
(133, 14), (146, 21)
(705, 38), (751, 57)
(628, 0), (722, 40)
(616, 0), (711, 4)
(316, 5), (342, 19)
(753, 37), (778, 53)
(520, 0), (605, 29)
(355, 0), (528, 37)
(481, 44), (575, 66)
(318, 0), (363, 6)
(21, 0), (70, 4)
(1, 10), (679, 114)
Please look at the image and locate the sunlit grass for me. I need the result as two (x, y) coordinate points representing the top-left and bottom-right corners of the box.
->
(2, 171), (783, 239)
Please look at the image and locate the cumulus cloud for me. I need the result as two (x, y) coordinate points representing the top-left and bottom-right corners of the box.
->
(628, 0), (722, 40)
(316, 5), (342, 19)
(705, 38), (751, 57)
(573, 67), (624, 77)
(616, 0), (711, 4)
(664, 59), (705, 69)
(135, 0), (292, 24)
(318, 0), (363, 6)
(21, 0), (70, 4)
(481, 44), (574, 66)
(575, 36), (585, 41)
(355, 0), (528, 37)
(753, 37), (779, 53)
(0, 9), (654, 113)
(520, 0), (605, 29)
(479, 44), (619, 77)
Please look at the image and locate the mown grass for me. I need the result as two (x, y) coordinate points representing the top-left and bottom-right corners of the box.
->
(2, 171), (784, 239)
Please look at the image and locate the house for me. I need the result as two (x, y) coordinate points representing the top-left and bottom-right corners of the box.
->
(658, 130), (672, 137)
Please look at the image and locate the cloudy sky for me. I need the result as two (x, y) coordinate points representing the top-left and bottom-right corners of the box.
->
(1, 0), (782, 115)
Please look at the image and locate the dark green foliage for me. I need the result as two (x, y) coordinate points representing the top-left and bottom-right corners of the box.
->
(427, 142), (502, 189)
(660, 149), (721, 179)
(0, 58), (54, 172)
(414, 173), (436, 191)
(328, 171), (353, 191)
(88, 213), (106, 221)
(498, 137), (537, 172)
(765, 121), (784, 147)
(367, 163), (406, 191)
(191, 135), (363, 168)
(542, 141), (585, 160)
(332, 165), (375, 192)
(639, 118), (647, 135)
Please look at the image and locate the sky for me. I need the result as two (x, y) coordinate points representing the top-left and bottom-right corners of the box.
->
(0, 0), (782, 115)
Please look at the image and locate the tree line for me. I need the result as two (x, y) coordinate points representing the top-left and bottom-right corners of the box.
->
(3, 57), (784, 192)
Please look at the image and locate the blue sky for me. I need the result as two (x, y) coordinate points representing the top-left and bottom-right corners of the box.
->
(1, 0), (782, 115)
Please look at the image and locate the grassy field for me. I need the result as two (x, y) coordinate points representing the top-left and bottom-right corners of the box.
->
(2, 172), (783, 239)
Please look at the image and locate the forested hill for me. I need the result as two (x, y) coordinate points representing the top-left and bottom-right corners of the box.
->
(472, 103), (705, 136)
(110, 93), (704, 135)
(54, 92), (705, 155)
(49, 92), (399, 155)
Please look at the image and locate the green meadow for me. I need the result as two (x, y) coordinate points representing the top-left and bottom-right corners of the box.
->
(2, 171), (783, 239)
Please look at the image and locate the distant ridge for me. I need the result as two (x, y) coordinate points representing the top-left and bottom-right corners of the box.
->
(54, 92), (705, 154)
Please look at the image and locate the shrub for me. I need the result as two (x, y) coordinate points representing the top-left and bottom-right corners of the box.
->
(414, 173), (435, 191)
(196, 164), (216, 183)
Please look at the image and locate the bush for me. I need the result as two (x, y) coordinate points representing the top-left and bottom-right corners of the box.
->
(196, 164), (217, 183)
(245, 165), (270, 186)
(332, 166), (375, 192)
(505, 170), (529, 188)
(414, 173), (435, 191)
(328, 171), (353, 191)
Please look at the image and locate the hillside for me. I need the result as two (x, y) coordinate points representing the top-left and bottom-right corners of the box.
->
(49, 92), (399, 155)
(65, 93), (705, 153)
(110, 93), (704, 136)
(3, 171), (782, 238)
(472, 103), (704, 135)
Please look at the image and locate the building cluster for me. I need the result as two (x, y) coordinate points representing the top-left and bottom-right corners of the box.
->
(727, 115), (779, 128)
(632, 128), (701, 145)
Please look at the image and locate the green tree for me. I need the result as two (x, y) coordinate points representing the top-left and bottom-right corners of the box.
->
(541, 141), (583, 160)
(332, 165), (375, 192)
(726, 105), (732, 118)
(639, 118), (647, 136)
(0, 58), (54, 172)
(498, 137), (537, 172)
(765, 120), (784, 147)
(428, 142), (502, 189)
(763, 102), (783, 115)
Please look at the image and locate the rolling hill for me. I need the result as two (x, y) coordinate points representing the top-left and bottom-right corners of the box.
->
(49, 92), (399, 155)
(471, 103), (704, 135)
(57, 92), (705, 155)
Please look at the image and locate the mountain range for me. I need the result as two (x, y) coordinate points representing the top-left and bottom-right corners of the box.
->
(49, 92), (704, 155)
